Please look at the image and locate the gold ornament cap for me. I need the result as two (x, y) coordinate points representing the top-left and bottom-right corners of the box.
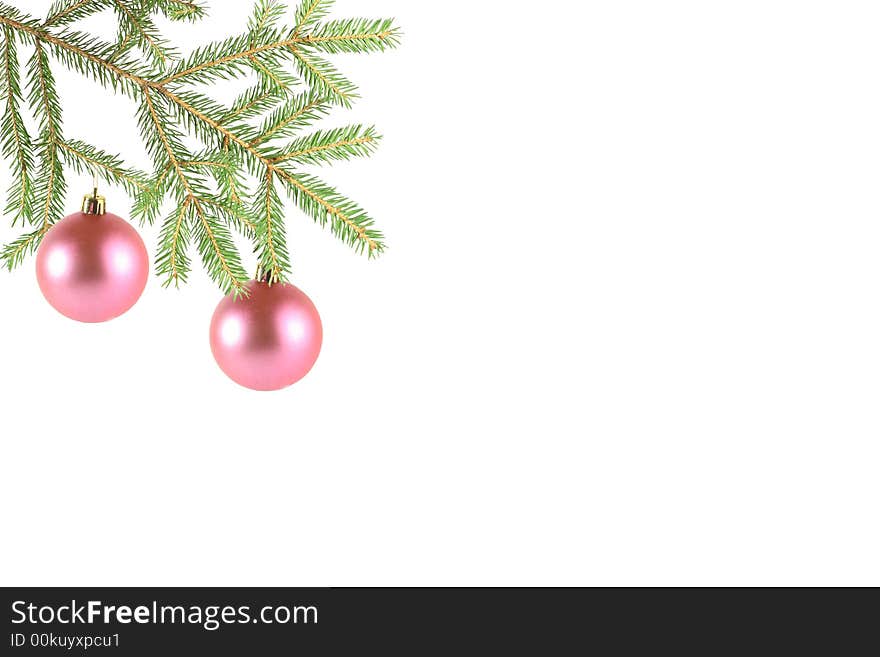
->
(82, 187), (106, 215)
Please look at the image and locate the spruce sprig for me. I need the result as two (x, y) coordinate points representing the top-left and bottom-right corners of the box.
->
(0, 0), (400, 289)
(0, 24), (34, 225)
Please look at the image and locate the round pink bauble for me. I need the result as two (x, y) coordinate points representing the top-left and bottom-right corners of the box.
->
(35, 211), (149, 323)
(210, 281), (323, 391)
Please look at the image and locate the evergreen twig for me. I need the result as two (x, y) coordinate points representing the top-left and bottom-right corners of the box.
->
(0, 0), (399, 291)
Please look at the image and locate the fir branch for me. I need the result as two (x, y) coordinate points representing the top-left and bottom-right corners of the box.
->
(199, 194), (257, 238)
(249, 0), (287, 37)
(255, 167), (290, 282)
(251, 90), (329, 146)
(27, 42), (61, 139)
(111, 0), (175, 68)
(222, 159), (244, 205)
(132, 164), (171, 226)
(300, 18), (400, 54)
(221, 84), (283, 125)
(248, 53), (298, 92)
(32, 140), (65, 230)
(276, 167), (384, 256)
(290, 46), (356, 107)
(185, 150), (254, 228)
(272, 124), (379, 166)
(160, 32), (294, 86)
(247, 1), (297, 91)
(182, 150), (247, 211)
(137, 88), (217, 207)
(150, 0), (206, 22)
(106, 29), (135, 64)
(0, 3), (38, 28)
(192, 198), (250, 294)
(140, 88), (249, 290)
(43, 0), (109, 28)
(0, 0), (400, 288)
(45, 28), (152, 95)
(169, 89), (244, 147)
(293, 0), (332, 35)
(27, 41), (65, 229)
(151, 89), (294, 276)
(156, 197), (193, 286)
(159, 86), (268, 169)
(0, 13), (153, 97)
(0, 25), (34, 224)
(57, 138), (150, 195)
(1, 226), (46, 270)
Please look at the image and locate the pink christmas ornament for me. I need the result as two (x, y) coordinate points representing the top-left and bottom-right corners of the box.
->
(35, 195), (149, 324)
(210, 280), (323, 391)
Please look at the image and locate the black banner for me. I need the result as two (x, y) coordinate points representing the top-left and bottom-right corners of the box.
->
(0, 588), (874, 654)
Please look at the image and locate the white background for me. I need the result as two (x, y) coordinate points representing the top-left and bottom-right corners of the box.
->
(1, 0), (879, 586)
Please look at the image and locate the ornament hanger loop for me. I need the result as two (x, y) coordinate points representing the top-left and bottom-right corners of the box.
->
(82, 173), (106, 216)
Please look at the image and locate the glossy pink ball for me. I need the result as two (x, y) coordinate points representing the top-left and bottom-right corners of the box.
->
(36, 211), (149, 323)
(210, 281), (323, 391)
